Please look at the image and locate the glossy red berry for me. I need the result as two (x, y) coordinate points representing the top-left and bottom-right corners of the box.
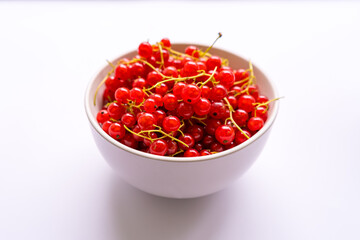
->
(129, 87), (145, 104)
(181, 84), (201, 104)
(138, 42), (153, 58)
(121, 113), (136, 128)
(177, 102), (194, 119)
(247, 116), (264, 131)
(107, 102), (125, 120)
(218, 69), (235, 89)
(150, 139), (168, 156)
(138, 113), (156, 130)
(206, 55), (222, 70)
(108, 122), (125, 140)
(257, 95), (269, 103)
(114, 64), (129, 80)
(96, 109), (110, 124)
(233, 109), (249, 127)
(209, 101), (227, 119)
(235, 130), (251, 144)
(162, 115), (181, 132)
(155, 83), (168, 96)
(161, 38), (171, 47)
(173, 82), (186, 98)
(129, 62), (145, 78)
(202, 134), (215, 147)
(215, 125), (235, 145)
(186, 124), (204, 142)
(193, 98), (211, 116)
(238, 94), (256, 113)
(132, 78), (146, 89)
(185, 46), (200, 58)
(184, 149), (200, 157)
(200, 149), (211, 156)
(178, 134), (195, 150)
(163, 93), (178, 111)
(105, 76), (121, 91)
(210, 84), (227, 101)
(183, 61), (198, 77)
(167, 140), (178, 155)
(144, 98), (157, 113)
(252, 106), (268, 121)
(234, 69), (249, 81)
(149, 94), (163, 107)
(146, 70), (163, 86)
(114, 87), (130, 103)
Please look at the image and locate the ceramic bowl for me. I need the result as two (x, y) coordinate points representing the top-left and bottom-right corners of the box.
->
(84, 43), (279, 199)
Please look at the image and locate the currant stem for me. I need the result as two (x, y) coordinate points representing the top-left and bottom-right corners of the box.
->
(199, 66), (218, 87)
(201, 32), (222, 57)
(123, 125), (154, 142)
(223, 97), (250, 139)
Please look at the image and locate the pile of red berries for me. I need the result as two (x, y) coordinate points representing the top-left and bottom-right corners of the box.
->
(95, 35), (275, 157)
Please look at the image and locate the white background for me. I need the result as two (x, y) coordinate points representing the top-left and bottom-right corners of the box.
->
(1, 1), (360, 239)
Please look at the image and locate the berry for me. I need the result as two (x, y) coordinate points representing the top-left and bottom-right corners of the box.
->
(235, 130), (251, 144)
(181, 84), (201, 104)
(162, 116), (181, 132)
(185, 46), (200, 58)
(178, 134), (195, 151)
(96, 109), (110, 124)
(210, 84), (227, 101)
(161, 38), (171, 47)
(215, 125), (235, 145)
(114, 87), (130, 103)
(238, 94), (256, 113)
(247, 117), (264, 131)
(206, 55), (222, 70)
(167, 140), (178, 155)
(163, 93), (178, 111)
(138, 113), (156, 130)
(184, 149), (200, 157)
(121, 113), (136, 128)
(183, 61), (198, 76)
(107, 102), (125, 120)
(193, 98), (211, 116)
(144, 98), (157, 113)
(177, 102), (194, 119)
(233, 109), (249, 127)
(150, 139), (168, 156)
(186, 125), (204, 142)
(138, 42), (153, 58)
(108, 122), (125, 140)
(218, 70), (235, 89)
(129, 87), (145, 104)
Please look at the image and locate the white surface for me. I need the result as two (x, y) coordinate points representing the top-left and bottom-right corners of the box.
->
(0, 1), (359, 239)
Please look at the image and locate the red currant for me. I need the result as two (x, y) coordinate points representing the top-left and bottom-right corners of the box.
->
(138, 42), (153, 58)
(150, 139), (168, 156)
(162, 115), (181, 132)
(215, 125), (235, 145)
(247, 117), (264, 131)
(96, 109), (110, 124)
(108, 122), (125, 140)
(138, 113), (156, 130)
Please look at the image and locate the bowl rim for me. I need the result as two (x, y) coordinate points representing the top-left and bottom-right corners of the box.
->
(84, 43), (279, 163)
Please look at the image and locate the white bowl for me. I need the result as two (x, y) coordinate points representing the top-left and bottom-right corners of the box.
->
(84, 44), (279, 199)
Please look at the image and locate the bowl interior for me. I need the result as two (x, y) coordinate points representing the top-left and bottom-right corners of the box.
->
(85, 44), (278, 162)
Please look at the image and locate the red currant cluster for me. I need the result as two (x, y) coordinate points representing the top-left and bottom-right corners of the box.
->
(95, 36), (276, 157)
